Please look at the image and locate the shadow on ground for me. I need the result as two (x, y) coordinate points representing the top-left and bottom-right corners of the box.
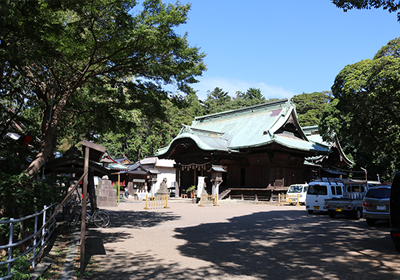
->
(84, 209), (399, 280)
(107, 210), (180, 229)
(79, 209), (179, 246)
(174, 212), (396, 279)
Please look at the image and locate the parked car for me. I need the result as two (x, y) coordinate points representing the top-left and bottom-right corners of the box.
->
(286, 184), (308, 205)
(306, 178), (345, 214)
(362, 185), (391, 225)
(390, 171), (400, 253)
(325, 181), (377, 219)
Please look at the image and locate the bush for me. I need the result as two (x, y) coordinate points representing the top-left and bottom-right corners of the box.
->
(0, 171), (67, 221)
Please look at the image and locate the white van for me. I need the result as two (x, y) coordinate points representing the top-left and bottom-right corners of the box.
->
(286, 184), (308, 205)
(305, 178), (346, 214)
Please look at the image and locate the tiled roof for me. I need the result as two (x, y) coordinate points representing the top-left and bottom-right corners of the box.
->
(156, 99), (330, 156)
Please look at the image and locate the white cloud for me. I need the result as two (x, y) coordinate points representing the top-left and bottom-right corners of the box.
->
(191, 77), (299, 101)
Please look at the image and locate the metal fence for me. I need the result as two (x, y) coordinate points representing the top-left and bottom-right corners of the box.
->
(0, 203), (58, 280)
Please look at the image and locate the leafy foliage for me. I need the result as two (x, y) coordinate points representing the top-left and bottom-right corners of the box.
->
(233, 88), (269, 108)
(96, 90), (203, 160)
(0, 172), (66, 219)
(0, 0), (206, 175)
(332, 0), (400, 21)
(292, 91), (332, 127)
(201, 87), (233, 115)
(0, 247), (30, 279)
(319, 37), (400, 181)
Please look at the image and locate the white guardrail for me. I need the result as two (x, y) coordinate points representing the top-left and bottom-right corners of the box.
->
(0, 203), (58, 280)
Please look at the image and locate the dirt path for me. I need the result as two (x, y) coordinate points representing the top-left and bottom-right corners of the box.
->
(80, 199), (400, 280)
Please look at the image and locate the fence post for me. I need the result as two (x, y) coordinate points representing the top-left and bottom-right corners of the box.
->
(7, 219), (14, 276)
(165, 195), (170, 209)
(42, 205), (47, 248)
(144, 195), (149, 210)
(32, 213), (38, 268)
(296, 194), (300, 207)
(214, 194), (220, 206)
(198, 195), (204, 207)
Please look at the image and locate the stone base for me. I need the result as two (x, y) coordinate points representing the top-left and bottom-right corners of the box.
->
(156, 189), (169, 196)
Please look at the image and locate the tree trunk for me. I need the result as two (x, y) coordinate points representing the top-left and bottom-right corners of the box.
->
(25, 90), (72, 176)
(25, 127), (55, 176)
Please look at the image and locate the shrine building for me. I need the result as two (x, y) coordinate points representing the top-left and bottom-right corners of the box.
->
(155, 99), (334, 197)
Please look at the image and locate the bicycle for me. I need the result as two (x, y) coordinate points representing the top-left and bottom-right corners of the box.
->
(69, 200), (111, 229)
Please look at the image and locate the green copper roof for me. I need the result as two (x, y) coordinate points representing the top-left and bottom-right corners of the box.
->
(156, 99), (330, 157)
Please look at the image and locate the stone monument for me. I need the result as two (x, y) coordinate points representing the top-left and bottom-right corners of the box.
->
(96, 177), (117, 207)
(157, 177), (169, 196)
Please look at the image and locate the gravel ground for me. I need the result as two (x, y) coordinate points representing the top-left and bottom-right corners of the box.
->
(75, 198), (400, 280)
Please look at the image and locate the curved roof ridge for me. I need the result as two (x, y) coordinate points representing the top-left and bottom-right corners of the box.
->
(194, 98), (289, 122)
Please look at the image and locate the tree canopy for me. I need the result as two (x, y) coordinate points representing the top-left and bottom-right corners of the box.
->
(332, 0), (400, 21)
(292, 91), (332, 127)
(97, 90), (204, 161)
(200, 87), (232, 115)
(0, 0), (206, 175)
(319, 37), (400, 181)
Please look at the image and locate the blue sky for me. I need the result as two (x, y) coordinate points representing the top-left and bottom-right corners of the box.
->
(170, 0), (400, 100)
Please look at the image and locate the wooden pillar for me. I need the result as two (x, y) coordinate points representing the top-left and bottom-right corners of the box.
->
(88, 173), (97, 212)
(176, 167), (180, 194)
(80, 146), (89, 273)
(193, 168), (196, 188)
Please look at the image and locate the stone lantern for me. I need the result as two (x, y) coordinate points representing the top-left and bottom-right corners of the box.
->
(208, 165), (226, 200)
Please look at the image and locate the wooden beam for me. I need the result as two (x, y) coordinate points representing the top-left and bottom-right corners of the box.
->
(80, 145), (89, 273)
(82, 140), (106, 162)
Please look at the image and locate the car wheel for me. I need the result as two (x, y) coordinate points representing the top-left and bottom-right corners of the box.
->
(366, 218), (376, 226)
(353, 208), (362, 220)
(328, 211), (336, 218)
(307, 210), (314, 214)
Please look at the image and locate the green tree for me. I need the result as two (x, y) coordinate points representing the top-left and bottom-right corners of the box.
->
(232, 87), (267, 108)
(319, 37), (400, 181)
(244, 88), (264, 101)
(201, 87), (233, 115)
(332, 0), (400, 20)
(0, 0), (206, 176)
(97, 90), (204, 160)
(292, 91), (332, 127)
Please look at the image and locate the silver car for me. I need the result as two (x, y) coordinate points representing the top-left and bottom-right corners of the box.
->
(362, 185), (391, 226)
